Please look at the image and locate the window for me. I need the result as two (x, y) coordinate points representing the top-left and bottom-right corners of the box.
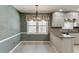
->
(27, 20), (37, 33)
(27, 20), (48, 34)
(38, 20), (48, 33)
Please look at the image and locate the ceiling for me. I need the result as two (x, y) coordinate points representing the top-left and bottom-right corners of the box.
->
(12, 5), (79, 13)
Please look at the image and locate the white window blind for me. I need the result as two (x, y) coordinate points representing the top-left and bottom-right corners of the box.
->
(27, 20), (48, 34)
(27, 20), (37, 33)
(38, 20), (48, 33)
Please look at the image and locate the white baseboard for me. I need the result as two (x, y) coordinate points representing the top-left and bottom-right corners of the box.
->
(21, 32), (48, 35)
(9, 41), (22, 53)
(21, 41), (50, 43)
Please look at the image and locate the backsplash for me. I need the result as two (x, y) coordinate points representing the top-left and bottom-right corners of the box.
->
(51, 27), (79, 33)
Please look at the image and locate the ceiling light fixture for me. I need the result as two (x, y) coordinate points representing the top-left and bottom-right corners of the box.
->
(59, 9), (63, 11)
(35, 5), (40, 20)
(36, 5), (38, 19)
(77, 9), (79, 11)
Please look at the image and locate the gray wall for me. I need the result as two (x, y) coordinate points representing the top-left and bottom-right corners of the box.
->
(20, 13), (50, 41)
(0, 5), (20, 53)
(21, 34), (49, 41)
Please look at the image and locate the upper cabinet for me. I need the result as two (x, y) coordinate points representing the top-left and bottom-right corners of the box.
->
(52, 11), (79, 27)
(52, 12), (65, 27)
(65, 12), (79, 27)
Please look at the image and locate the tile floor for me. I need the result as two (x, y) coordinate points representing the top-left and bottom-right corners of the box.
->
(12, 41), (79, 53)
(12, 41), (56, 53)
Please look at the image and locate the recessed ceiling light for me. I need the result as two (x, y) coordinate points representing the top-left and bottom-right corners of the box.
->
(77, 9), (79, 11)
(59, 9), (63, 11)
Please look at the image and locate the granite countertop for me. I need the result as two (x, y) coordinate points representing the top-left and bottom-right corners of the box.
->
(51, 27), (79, 33)
(50, 28), (75, 38)
(58, 34), (75, 38)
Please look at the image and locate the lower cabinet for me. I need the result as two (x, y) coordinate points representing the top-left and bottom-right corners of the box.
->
(50, 32), (74, 53)
(70, 33), (79, 44)
(50, 32), (63, 52)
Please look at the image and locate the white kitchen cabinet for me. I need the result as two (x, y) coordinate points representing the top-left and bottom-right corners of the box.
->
(70, 33), (79, 44)
(65, 12), (79, 20)
(50, 32), (74, 53)
(52, 12), (79, 27)
(52, 12), (65, 27)
(50, 32), (62, 52)
(65, 12), (79, 27)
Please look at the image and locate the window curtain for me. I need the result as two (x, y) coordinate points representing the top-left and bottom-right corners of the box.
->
(26, 15), (50, 21)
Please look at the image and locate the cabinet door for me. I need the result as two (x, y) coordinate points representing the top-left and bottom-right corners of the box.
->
(50, 32), (63, 52)
(65, 12), (79, 27)
(70, 33), (79, 44)
(52, 12), (64, 27)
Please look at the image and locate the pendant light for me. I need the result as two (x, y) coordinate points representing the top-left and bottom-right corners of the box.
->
(36, 5), (38, 19)
(35, 5), (40, 20)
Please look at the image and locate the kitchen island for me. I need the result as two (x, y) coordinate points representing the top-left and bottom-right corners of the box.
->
(50, 30), (75, 53)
